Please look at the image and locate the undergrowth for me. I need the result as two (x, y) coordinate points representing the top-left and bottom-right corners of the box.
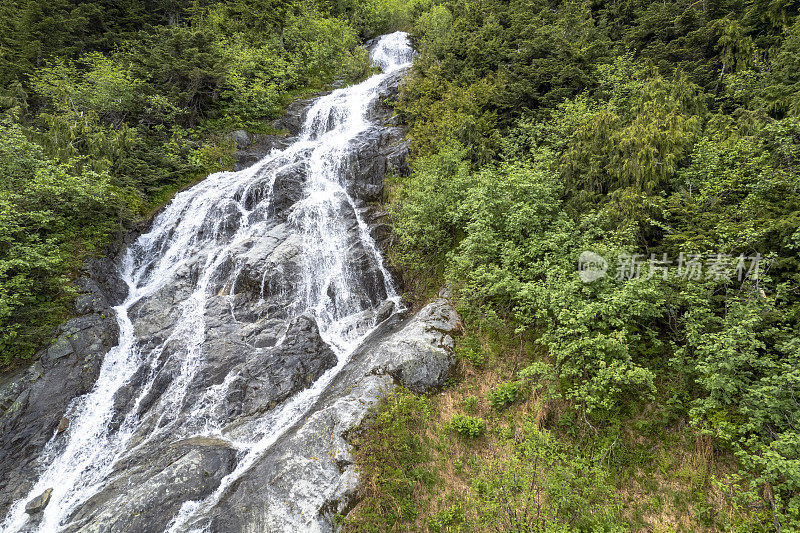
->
(345, 318), (771, 532)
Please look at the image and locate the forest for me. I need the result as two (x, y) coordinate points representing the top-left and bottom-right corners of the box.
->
(0, 0), (798, 530)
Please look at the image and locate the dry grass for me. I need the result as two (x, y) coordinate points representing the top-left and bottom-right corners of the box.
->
(611, 413), (754, 532)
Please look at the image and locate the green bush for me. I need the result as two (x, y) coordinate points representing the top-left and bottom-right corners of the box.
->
(486, 381), (527, 410)
(471, 421), (622, 531)
(456, 333), (486, 368)
(427, 505), (465, 532)
(461, 395), (478, 414)
(450, 414), (486, 438)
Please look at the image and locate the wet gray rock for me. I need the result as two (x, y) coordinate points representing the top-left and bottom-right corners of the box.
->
(362, 205), (395, 252)
(0, 262), (120, 519)
(274, 97), (317, 136)
(233, 73), (409, 191)
(207, 374), (394, 533)
(60, 438), (237, 533)
(346, 125), (408, 203)
(24, 488), (52, 515)
(225, 314), (337, 423)
(0, 39), (419, 532)
(270, 161), (308, 215)
(0, 363), (42, 417)
(234, 132), (293, 172)
(208, 297), (460, 532)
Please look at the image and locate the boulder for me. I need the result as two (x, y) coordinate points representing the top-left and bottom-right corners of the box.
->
(25, 488), (52, 515)
(371, 297), (460, 392)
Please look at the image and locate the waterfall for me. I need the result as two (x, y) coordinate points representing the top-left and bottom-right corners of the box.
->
(2, 31), (413, 533)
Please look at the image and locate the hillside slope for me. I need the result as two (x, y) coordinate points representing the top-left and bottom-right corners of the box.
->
(346, 0), (800, 531)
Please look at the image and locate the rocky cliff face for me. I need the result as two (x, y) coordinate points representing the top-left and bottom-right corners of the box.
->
(50, 297), (459, 533)
(0, 267), (121, 518)
(0, 33), (460, 533)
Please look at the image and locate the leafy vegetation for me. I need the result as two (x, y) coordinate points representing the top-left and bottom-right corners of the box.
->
(348, 390), (434, 530)
(349, 0), (800, 530)
(0, 121), (128, 361)
(3, 0), (799, 529)
(486, 380), (527, 410)
(449, 413), (486, 438)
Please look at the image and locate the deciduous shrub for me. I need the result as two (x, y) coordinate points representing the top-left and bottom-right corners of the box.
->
(486, 381), (527, 410)
(450, 414), (486, 438)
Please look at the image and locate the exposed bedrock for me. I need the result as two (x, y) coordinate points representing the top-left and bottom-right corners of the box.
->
(206, 297), (460, 533)
(0, 268), (121, 519)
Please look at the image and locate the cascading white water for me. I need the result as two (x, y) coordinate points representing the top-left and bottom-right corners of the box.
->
(2, 31), (413, 533)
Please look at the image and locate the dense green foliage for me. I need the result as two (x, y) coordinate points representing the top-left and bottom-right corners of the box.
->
(0, 0), (414, 366)
(486, 379), (527, 410)
(0, 121), (128, 359)
(382, 0), (800, 529)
